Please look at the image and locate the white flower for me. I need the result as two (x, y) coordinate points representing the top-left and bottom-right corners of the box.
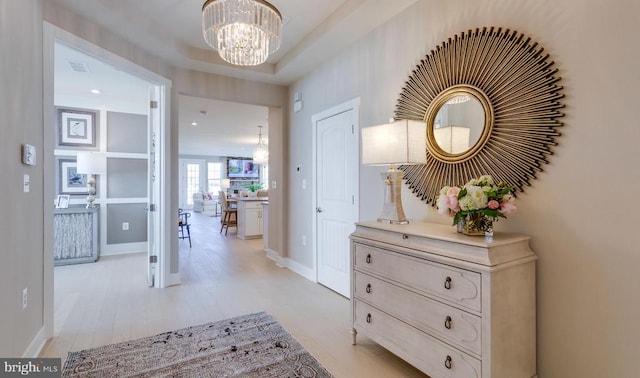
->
(478, 175), (494, 185)
(436, 195), (450, 215)
(459, 185), (487, 211)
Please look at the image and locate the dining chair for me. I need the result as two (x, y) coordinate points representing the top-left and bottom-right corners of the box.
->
(178, 208), (192, 247)
(218, 191), (237, 235)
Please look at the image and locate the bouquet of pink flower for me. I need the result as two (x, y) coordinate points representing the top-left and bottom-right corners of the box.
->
(436, 175), (517, 226)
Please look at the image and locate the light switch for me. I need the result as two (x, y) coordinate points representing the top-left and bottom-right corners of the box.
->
(22, 144), (36, 166)
(271, 181), (277, 189)
(302, 179), (306, 189)
(23, 174), (30, 192)
(122, 222), (129, 231)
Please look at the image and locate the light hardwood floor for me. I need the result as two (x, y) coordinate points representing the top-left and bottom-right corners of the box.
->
(41, 211), (426, 378)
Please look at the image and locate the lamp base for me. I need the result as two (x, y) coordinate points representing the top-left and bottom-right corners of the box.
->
(85, 175), (96, 208)
(377, 168), (409, 224)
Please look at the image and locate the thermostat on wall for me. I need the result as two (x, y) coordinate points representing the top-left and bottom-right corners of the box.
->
(22, 144), (36, 166)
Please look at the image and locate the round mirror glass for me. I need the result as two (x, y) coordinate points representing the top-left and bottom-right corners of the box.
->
(432, 94), (485, 154)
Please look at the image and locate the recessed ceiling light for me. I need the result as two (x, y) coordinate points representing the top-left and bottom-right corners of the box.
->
(191, 122), (198, 126)
(90, 89), (101, 94)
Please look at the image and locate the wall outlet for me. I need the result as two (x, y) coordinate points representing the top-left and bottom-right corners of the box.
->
(22, 288), (28, 310)
(122, 222), (129, 231)
(302, 235), (307, 246)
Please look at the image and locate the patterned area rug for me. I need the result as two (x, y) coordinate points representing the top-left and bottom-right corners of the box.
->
(62, 312), (333, 377)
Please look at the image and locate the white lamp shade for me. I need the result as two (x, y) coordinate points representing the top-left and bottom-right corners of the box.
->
(76, 152), (106, 174)
(434, 126), (471, 154)
(221, 178), (231, 189)
(361, 119), (427, 165)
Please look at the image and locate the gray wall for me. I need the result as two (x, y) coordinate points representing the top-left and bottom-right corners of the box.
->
(53, 107), (149, 250)
(0, 0), (44, 357)
(107, 158), (147, 198)
(107, 112), (147, 153)
(106, 204), (147, 244)
(288, 0), (640, 377)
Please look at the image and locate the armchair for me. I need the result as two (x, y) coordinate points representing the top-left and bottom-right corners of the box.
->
(192, 192), (219, 216)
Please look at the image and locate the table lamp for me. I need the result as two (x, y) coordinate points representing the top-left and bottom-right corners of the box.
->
(361, 119), (427, 224)
(76, 152), (106, 208)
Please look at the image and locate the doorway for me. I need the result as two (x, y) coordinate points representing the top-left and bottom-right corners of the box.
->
(43, 23), (172, 339)
(312, 98), (360, 298)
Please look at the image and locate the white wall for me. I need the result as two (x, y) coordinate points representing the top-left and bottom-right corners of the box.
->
(288, 0), (640, 376)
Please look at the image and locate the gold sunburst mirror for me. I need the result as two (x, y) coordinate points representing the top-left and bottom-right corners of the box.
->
(395, 27), (565, 205)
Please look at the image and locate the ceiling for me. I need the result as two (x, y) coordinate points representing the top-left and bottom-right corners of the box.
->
(51, 0), (418, 156)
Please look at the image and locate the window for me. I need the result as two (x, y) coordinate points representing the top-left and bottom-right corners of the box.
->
(186, 163), (200, 206)
(207, 162), (222, 194)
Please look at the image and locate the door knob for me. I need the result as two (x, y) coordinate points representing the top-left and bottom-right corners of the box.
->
(316, 207), (323, 213)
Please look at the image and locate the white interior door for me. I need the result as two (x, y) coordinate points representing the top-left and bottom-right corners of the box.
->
(314, 103), (359, 298)
(147, 87), (161, 287)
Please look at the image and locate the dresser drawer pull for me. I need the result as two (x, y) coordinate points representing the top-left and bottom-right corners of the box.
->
(444, 355), (452, 369)
(402, 234), (409, 240)
(366, 313), (372, 323)
(444, 316), (452, 330)
(365, 284), (372, 293)
(444, 276), (452, 290)
(366, 254), (371, 264)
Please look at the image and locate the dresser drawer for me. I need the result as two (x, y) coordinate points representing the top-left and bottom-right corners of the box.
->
(354, 243), (482, 312)
(354, 300), (482, 378)
(354, 272), (482, 355)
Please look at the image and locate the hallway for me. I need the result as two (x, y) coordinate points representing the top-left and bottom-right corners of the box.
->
(41, 211), (425, 377)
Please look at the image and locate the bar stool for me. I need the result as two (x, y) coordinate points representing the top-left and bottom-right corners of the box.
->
(218, 191), (237, 235)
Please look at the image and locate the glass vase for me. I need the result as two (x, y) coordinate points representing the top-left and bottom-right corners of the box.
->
(459, 212), (493, 236)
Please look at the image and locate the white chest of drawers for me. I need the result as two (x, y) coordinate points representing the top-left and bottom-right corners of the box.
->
(350, 221), (537, 378)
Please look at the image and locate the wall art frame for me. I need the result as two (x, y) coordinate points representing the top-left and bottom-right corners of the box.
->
(395, 26), (565, 205)
(55, 194), (70, 209)
(57, 108), (97, 147)
(57, 157), (88, 195)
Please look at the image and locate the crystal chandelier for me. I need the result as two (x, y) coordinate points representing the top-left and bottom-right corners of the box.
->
(202, 0), (283, 66)
(253, 126), (268, 164)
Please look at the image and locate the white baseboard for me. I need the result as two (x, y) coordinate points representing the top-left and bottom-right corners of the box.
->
(23, 327), (46, 358)
(101, 242), (147, 256)
(164, 272), (181, 287)
(265, 250), (315, 282)
(286, 259), (315, 281)
(265, 249), (285, 267)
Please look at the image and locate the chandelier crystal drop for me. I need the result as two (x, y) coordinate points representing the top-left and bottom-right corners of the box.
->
(446, 95), (471, 105)
(253, 125), (268, 164)
(202, 0), (283, 66)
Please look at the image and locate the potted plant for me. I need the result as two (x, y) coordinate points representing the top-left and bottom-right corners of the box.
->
(245, 182), (263, 197)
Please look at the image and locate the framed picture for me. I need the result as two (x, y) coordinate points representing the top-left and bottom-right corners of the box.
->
(55, 195), (70, 209)
(57, 158), (88, 194)
(58, 108), (97, 147)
